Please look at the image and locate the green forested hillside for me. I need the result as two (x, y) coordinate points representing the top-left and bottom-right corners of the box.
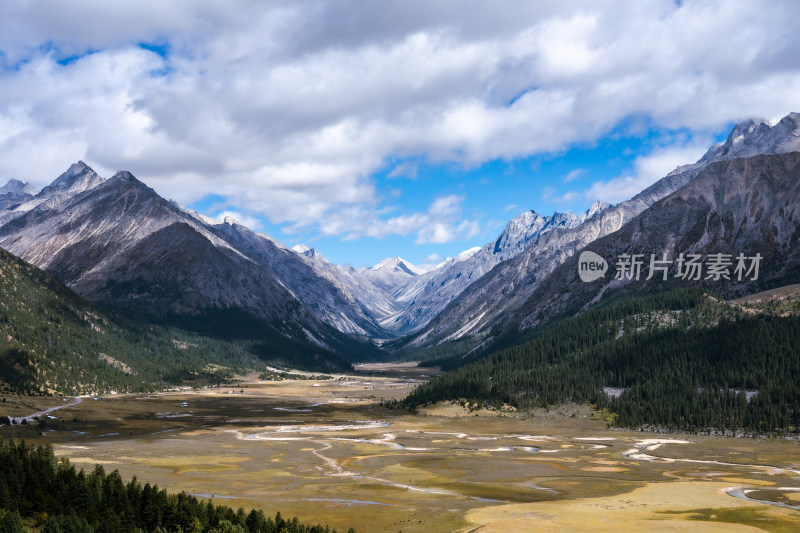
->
(0, 439), (351, 533)
(0, 247), (330, 395)
(403, 288), (800, 433)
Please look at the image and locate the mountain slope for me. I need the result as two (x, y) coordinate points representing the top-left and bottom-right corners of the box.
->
(0, 168), (375, 367)
(403, 112), (800, 349)
(0, 246), (267, 395)
(404, 286), (800, 434)
(213, 219), (387, 337)
(293, 245), (404, 337)
(512, 150), (800, 330)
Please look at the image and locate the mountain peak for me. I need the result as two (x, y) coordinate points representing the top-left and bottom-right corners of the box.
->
(372, 256), (421, 275)
(39, 161), (103, 197)
(454, 246), (481, 262)
(292, 244), (326, 261)
(223, 215), (239, 226)
(701, 111), (800, 163)
(508, 209), (543, 227)
(292, 243), (312, 254)
(585, 200), (611, 218)
(110, 170), (139, 183)
(0, 178), (36, 196)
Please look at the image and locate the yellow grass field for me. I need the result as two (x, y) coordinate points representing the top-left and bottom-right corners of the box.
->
(2, 367), (799, 532)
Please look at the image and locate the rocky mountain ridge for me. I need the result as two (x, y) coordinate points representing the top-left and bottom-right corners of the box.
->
(402, 112), (800, 348)
(512, 150), (800, 333)
(0, 165), (379, 366)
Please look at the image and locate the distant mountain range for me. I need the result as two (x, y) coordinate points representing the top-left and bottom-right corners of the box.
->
(1, 112), (799, 370)
(0, 179), (36, 211)
(399, 112), (800, 351)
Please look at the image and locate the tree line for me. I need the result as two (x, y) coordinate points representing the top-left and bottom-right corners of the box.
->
(403, 288), (800, 433)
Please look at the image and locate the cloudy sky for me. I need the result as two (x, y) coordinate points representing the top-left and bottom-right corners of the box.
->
(1, 1), (799, 267)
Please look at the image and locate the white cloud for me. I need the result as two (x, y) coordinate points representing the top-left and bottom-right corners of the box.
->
(387, 162), (418, 179)
(584, 138), (712, 204)
(0, 0), (799, 239)
(212, 210), (263, 230)
(563, 169), (584, 182)
(542, 186), (579, 205)
(296, 193), (481, 245)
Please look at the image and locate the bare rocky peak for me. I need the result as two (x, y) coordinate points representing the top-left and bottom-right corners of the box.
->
(0, 178), (36, 196)
(38, 161), (104, 196)
(700, 112), (800, 162)
(0, 179), (37, 212)
(2, 161), (105, 221)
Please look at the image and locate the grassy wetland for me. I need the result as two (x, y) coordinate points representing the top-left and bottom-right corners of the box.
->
(2, 365), (800, 532)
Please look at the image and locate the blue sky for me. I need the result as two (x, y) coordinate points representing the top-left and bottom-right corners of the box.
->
(0, 1), (798, 268)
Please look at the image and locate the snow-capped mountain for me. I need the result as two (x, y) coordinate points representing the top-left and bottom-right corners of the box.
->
(358, 257), (425, 293)
(403, 111), (800, 348)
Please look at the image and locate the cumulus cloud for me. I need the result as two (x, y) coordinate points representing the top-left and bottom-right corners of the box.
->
(0, 0), (799, 239)
(298, 193), (481, 244)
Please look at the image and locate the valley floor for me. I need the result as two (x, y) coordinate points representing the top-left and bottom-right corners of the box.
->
(2, 366), (799, 532)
